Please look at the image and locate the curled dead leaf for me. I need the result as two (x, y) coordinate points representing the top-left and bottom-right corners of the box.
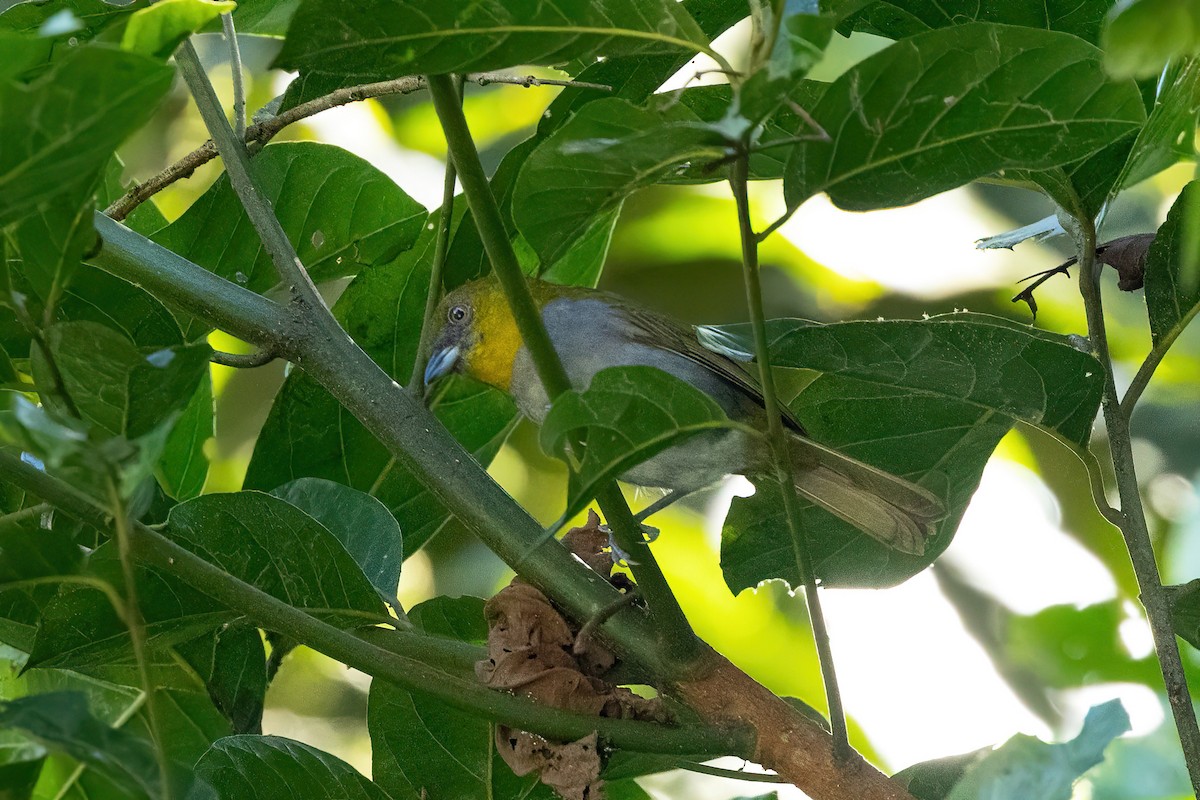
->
(478, 511), (666, 800)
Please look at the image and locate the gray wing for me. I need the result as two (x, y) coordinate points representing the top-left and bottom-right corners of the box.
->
(620, 303), (807, 435)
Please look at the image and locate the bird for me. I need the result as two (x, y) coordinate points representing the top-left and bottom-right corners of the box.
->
(422, 276), (945, 554)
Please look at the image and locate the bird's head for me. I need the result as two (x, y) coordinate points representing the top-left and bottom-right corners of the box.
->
(424, 277), (527, 392)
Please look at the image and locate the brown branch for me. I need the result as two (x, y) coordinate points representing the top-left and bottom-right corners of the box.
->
(104, 71), (611, 222)
(676, 650), (915, 800)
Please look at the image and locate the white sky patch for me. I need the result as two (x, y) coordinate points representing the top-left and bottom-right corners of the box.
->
(274, 73), (449, 210)
(778, 188), (1033, 297)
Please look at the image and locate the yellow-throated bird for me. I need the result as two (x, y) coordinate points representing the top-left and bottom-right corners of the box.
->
(423, 277), (945, 554)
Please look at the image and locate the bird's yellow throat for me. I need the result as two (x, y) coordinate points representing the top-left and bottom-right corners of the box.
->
(464, 281), (524, 392)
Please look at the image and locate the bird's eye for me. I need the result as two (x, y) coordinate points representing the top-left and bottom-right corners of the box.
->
(448, 305), (468, 323)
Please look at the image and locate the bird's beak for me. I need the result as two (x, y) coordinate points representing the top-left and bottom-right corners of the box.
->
(424, 344), (461, 385)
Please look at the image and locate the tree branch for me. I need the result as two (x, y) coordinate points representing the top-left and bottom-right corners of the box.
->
(103, 72), (610, 222)
(0, 452), (746, 758)
(220, 13), (245, 140)
(1074, 216), (1200, 792)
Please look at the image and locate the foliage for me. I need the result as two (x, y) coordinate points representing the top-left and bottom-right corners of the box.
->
(0, 0), (1199, 798)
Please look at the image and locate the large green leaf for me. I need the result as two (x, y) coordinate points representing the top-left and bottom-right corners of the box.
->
(369, 675), (555, 800)
(59, 267), (184, 348)
(1102, 0), (1200, 79)
(438, 0), (746, 288)
(163, 492), (391, 628)
(27, 543), (230, 670)
(151, 142), (427, 297)
(175, 624), (267, 736)
(270, 478), (403, 602)
(0, 1), (150, 42)
(541, 366), (759, 521)
(709, 315), (1105, 445)
(513, 96), (728, 267)
(1144, 181), (1200, 353)
(274, 0), (710, 79)
(716, 314), (1103, 589)
(830, 0), (1111, 44)
(245, 216), (517, 554)
(0, 692), (182, 800)
(945, 699), (1129, 800)
(32, 321), (211, 439)
(195, 735), (389, 799)
(783, 23), (1145, 211)
(0, 43), (172, 229)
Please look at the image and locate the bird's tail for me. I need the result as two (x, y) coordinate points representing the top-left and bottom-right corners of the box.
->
(789, 436), (945, 555)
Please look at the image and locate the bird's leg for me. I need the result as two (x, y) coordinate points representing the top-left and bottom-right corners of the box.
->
(632, 487), (701, 528)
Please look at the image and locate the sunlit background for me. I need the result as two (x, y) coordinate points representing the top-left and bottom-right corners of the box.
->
(111, 24), (1200, 799)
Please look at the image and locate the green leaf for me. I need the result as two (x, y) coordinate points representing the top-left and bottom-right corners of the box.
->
(121, 0), (236, 58)
(246, 217), (517, 554)
(0, 42), (172, 229)
(195, 735), (389, 799)
(513, 96), (728, 267)
(0, 692), (176, 800)
(715, 315), (1105, 445)
(158, 373), (212, 501)
(164, 492), (391, 627)
(1144, 180), (1200, 353)
(541, 366), (759, 520)
(28, 543), (231, 670)
(1111, 58), (1200, 196)
(1168, 578), (1200, 649)
(0, 1), (150, 43)
(270, 478), (403, 602)
(408, 596), (488, 643)
(369, 680), (554, 800)
(0, 751), (44, 800)
(175, 624), (267, 736)
(944, 699), (1129, 800)
(0, 521), (83, 653)
(59, 267), (185, 348)
(9, 201), (96, 312)
(33, 321), (211, 438)
(151, 142), (427, 298)
(274, 0), (711, 79)
(1103, 0), (1200, 79)
(717, 314), (1103, 588)
(783, 23), (1145, 211)
(894, 749), (990, 800)
(829, 0), (1111, 44)
(227, 0), (301, 35)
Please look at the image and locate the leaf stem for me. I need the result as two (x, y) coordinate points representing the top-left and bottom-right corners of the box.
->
(426, 72), (703, 672)
(729, 151), (850, 760)
(0, 452), (749, 758)
(105, 474), (172, 800)
(410, 75), (463, 394)
(1075, 216), (1200, 791)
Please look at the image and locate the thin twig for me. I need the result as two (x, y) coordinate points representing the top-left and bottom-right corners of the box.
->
(210, 348), (277, 369)
(409, 75), (463, 394)
(104, 71), (612, 222)
(175, 40), (329, 312)
(1074, 217), (1200, 792)
(220, 13), (245, 140)
(0, 503), (50, 529)
(730, 150), (850, 760)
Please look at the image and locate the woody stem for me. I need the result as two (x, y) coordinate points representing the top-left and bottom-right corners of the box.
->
(730, 151), (851, 760)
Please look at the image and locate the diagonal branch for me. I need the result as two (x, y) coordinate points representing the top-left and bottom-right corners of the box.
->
(104, 72), (610, 222)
